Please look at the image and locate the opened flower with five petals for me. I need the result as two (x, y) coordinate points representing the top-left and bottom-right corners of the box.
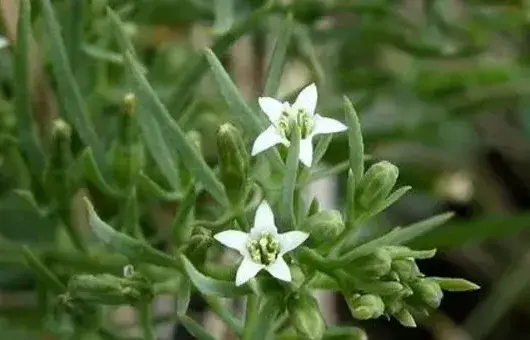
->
(251, 83), (348, 167)
(214, 201), (309, 286)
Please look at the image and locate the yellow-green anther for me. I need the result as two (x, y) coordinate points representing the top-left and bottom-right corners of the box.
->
(247, 233), (279, 266)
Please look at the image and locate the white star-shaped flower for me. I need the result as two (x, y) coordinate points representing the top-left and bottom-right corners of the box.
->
(214, 201), (309, 286)
(251, 83), (348, 167)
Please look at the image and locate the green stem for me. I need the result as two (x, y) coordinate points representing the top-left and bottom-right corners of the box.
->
(138, 302), (155, 340)
(58, 200), (89, 254)
(243, 295), (259, 339)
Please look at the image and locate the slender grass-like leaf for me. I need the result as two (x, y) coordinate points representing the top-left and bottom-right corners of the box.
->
(84, 198), (179, 269)
(137, 172), (182, 201)
(22, 246), (65, 293)
(313, 135), (332, 165)
(329, 212), (454, 267)
(244, 296), (280, 340)
(409, 212), (530, 249)
(178, 315), (217, 340)
(181, 256), (252, 297)
(123, 52), (228, 205)
(168, 3), (273, 114)
(14, 0), (44, 174)
(263, 13), (294, 97)
(280, 127), (300, 229)
(65, 0), (84, 69)
(204, 49), (284, 172)
(41, 0), (106, 168)
(213, 0), (234, 35)
(343, 96), (364, 184)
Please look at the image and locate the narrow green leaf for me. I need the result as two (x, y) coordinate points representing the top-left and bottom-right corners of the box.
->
(177, 279), (191, 315)
(137, 172), (182, 201)
(281, 126), (300, 229)
(65, 0), (84, 69)
(345, 169), (356, 230)
(106, 7), (138, 58)
(181, 256), (252, 297)
(22, 246), (65, 293)
(431, 277), (480, 292)
(15, 0), (45, 174)
(343, 96), (364, 184)
(82, 44), (124, 65)
(408, 212), (530, 249)
(323, 326), (367, 340)
(178, 314), (217, 340)
(263, 13), (294, 97)
(357, 186), (411, 223)
(41, 0), (106, 167)
(122, 51), (228, 205)
(84, 198), (179, 269)
(204, 49), (285, 172)
(313, 135), (332, 165)
(77, 148), (121, 197)
(213, 0), (234, 35)
(329, 212), (454, 267)
(168, 3), (273, 113)
(204, 296), (244, 335)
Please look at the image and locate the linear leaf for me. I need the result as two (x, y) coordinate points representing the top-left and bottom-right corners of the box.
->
(84, 198), (179, 269)
(408, 212), (530, 249)
(123, 52), (228, 205)
(343, 96), (364, 184)
(263, 13), (294, 97)
(181, 256), (251, 297)
(41, 0), (106, 168)
(204, 49), (284, 171)
(178, 315), (217, 340)
(15, 0), (45, 174)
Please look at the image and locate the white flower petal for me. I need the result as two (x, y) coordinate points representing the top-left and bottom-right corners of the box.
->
(299, 138), (314, 167)
(278, 231), (309, 255)
(252, 201), (277, 231)
(214, 230), (249, 254)
(0, 36), (9, 49)
(258, 97), (284, 123)
(265, 257), (291, 282)
(293, 83), (317, 116)
(312, 114), (348, 136)
(251, 125), (286, 156)
(236, 257), (263, 286)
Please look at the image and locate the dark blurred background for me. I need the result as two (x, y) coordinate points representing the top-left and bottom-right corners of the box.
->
(2, 0), (530, 339)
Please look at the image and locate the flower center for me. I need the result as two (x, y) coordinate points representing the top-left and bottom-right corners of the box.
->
(247, 232), (280, 266)
(277, 107), (314, 140)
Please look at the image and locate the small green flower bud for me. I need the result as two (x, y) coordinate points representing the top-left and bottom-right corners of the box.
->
(110, 93), (145, 188)
(216, 123), (249, 205)
(44, 119), (74, 197)
(347, 294), (385, 320)
(356, 161), (399, 210)
(431, 277), (480, 291)
(183, 227), (213, 264)
(368, 280), (404, 296)
(391, 258), (422, 282)
(392, 308), (417, 328)
(384, 297), (402, 314)
(288, 293), (326, 340)
(411, 278), (443, 308)
(301, 210), (345, 247)
(67, 273), (153, 306)
(349, 249), (392, 278)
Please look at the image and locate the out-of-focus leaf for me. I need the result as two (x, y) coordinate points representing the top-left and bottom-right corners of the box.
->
(41, 0), (107, 169)
(178, 314), (216, 340)
(263, 14), (294, 97)
(14, 0), (44, 175)
(408, 212), (530, 249)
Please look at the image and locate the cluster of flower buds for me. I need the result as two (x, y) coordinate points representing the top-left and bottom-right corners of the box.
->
(345, 246), (479, 327)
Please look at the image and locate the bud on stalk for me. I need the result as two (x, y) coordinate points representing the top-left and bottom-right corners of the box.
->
(411, 278), (443, 309)
(301, 210), (344, 247)
(346, 294), (385, 320)
(288, 293), (326, 340)
(216, 123), (249, 205)
(356, 161), (398, 211)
